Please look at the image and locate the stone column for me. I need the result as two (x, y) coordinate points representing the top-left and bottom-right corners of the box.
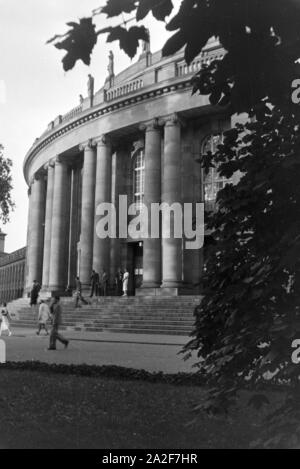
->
(48, 156), (71, 292)
(109, 151), (118, 284)
(27, 172), (46, 287)
(24, 182), (33, 293)
(42, 159), (55, 289)
(161, 113), (183, 289)
(141, 119), (162, 289)
(79, 141), (96, 288)
(109, 147), (129, 284)
(67, 166), (81, 289)
(93, 135), (112, 275)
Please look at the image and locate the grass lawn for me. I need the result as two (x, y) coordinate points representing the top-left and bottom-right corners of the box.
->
(0, 367), (275, 449)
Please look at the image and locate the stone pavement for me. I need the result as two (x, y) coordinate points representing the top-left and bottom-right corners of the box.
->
(0, 327), (199, 374)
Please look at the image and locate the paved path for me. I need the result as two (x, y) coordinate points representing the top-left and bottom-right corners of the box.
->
(0, 327), (199, 374)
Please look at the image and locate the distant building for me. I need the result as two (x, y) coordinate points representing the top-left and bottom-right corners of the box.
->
(0, 231), (26, 303)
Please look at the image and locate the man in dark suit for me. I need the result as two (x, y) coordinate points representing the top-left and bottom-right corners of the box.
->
(30, 280), (41, 307)
(48, 296), (69, 350)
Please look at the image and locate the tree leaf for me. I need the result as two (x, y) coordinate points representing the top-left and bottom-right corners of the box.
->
(102, 0), (137, 18)
(162, 30), (186, 57)
(137, 0), (173, 21)
(49, 18), (97, 71)
(107, 25), (149, 59)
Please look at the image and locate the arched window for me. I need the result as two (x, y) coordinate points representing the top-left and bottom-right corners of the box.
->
(202, 134), (232, 206)
(133, 149), (145, 210)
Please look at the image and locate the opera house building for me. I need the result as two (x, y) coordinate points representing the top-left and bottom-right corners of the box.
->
(6, 39), (242, 301)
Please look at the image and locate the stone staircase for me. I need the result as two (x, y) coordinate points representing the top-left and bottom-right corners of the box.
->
(8, 296), (200, 336)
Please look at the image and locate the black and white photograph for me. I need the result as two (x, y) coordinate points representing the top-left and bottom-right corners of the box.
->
(0, 0), (300, 456)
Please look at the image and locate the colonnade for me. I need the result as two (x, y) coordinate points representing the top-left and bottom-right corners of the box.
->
(25, 113), (201, 294)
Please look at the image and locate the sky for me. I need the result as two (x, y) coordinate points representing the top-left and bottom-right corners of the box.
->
(0, 0), (176, 253)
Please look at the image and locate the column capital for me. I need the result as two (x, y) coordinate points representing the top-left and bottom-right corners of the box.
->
(93, 134), (111, 148)
(32, 171), (46, 183)
(139, 118), (160, 132)
(53, 155), (71, 167)
(43, 158), (56, 172)
(79, 139), (95, 152)
(161, 113), (185, 128)
(54, 155), (62, 165)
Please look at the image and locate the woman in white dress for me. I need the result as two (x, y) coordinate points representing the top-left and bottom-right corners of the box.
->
(122, 268), (129, 296)
(0, 302), (12, 336)
(36, 300), (50, 335)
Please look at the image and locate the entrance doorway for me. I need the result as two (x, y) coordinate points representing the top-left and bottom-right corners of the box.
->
(127, 242), (143, 295)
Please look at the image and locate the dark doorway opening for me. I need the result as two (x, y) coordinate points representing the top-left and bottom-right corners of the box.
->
(127, 242), (143, 295)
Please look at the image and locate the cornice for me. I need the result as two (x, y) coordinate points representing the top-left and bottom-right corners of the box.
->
(23, 78), (193, 182)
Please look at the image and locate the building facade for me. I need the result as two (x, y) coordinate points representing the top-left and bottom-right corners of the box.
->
(23, 40), (240, 297)
(0, 230), (26, 303)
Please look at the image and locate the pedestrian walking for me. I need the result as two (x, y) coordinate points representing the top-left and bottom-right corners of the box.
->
(74, 276), (89, 308)
(90, 270), (100, 297)
(122, 268), (129, 296)
(0, 302), (12, 336)
(36, 300), (50, 335)
(48, 296), (69, 350)
(30, 280), (41, 307)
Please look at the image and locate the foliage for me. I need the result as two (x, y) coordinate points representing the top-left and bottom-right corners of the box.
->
(1, 360), (204, 386)
(0, 145), (14, 224)
(183, 107), (300, 446)
(106, 25), (149, 59)
(47, 18), (98, 71)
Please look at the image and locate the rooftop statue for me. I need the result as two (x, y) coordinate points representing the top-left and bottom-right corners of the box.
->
(142, 29), (151, 54)
(87, 74), (94, 99)
(108, 50), (114, 78)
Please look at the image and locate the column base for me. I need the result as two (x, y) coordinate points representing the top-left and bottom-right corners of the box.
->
(141, 281), (161, 289)
(159, 287), (181, 296)
(136, 287), (160, 296)
(161, 280), (183, 288)
(136, 285), (198, 296)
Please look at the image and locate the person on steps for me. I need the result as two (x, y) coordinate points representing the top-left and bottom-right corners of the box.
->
(122, 268), (129, 297)
(74, 277), (89, 308)
(30, 280), (41, 307)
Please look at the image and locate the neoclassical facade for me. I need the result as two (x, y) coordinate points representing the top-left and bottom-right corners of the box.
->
(23, 40), (240, 296)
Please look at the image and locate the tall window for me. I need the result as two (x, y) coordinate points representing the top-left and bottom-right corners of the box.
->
(133, 149), (145, 210)
(202, 134), (232, 208)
